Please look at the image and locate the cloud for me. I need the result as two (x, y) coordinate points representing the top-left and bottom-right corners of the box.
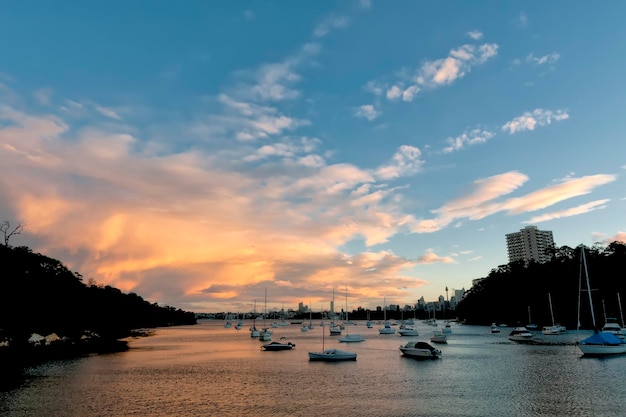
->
(1, 98), (433, 310)
(442, 128), (496, 153)
(466, 30), (483, 40)
(416, 249), (456, 264)
(244, 10), (256, 20)
(375, 145), (424, 180)
(526, 52), (560, 66)
(231, 42), (321, 103)
(95, 105), (122, 120)
(354, 104), (382, 121)
(517, 12), (529, 27)
(313, 15), (350, 38)
(502, 108), (569, 134)
(411, 172), (616, 233)
(523, 199), (610, 223)
(374, 41), (498, 103)
(215, 94), (310, 140)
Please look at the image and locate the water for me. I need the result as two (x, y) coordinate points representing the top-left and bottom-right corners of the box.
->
(2, 320), (626, 416)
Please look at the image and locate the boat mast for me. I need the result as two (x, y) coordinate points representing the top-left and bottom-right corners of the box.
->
(548, 293), (555, 326)
(619, 293), (625, 328)
(581, 246), (597, 329)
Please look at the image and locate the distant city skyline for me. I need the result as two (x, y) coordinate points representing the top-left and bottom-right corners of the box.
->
(1, 1), (625, 313)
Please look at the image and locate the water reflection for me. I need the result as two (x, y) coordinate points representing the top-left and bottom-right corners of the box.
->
(2, 321), (626, 416)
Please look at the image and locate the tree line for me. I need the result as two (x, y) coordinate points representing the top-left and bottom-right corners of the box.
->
(0, 244), (196, 349)
(456, 242), (626, 329)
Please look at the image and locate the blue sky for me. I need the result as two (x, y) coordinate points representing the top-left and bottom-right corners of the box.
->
(1, 1), (625, 313)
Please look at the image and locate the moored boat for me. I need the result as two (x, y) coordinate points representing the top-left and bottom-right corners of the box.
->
(308, 349), (357, 361)
(577, 245), (626, 356)
(508, 327), (533, 343)
(430, 329), (447, 344)
(262, 338), (296, 351)
(338, 333), (365, 343)
(399, 341), (441, 359)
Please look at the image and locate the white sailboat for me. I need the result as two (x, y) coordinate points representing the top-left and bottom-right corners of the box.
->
(308, 301), (314, 329)
(577, 245), (626, 356)
(259, 288), (272, 342)
(338, 288), (364, 342)
(309, 319), (357, 361)
(542, 293), (563, 335)
(379, 297), (395, 334)
(601, 295), (626, 339)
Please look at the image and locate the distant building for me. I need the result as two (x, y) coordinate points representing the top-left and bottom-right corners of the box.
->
(506, 225), (555, 264)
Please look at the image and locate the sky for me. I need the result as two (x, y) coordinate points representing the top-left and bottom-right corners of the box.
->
(1, 1), (625, 314)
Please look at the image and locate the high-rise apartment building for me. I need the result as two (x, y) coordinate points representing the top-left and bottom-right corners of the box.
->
(506, 225), (555, 264)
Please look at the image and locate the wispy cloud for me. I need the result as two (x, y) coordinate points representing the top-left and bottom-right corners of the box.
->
(411, 172), (616, 233)
(95, 105), (122, 120)
(526, 52), (560, 66)
(354, 104), (382, 121)
(502, 108), (569, 134)
(523, 199), (609, 223)
(416, 249), (456, 264)
(375, 145), (424, 180)
(313, 15), (350, 38)
(382, 41), (499, 102)
(466, 30), (483, 40)
(231, 42), (321, 103)
(516, 11), (529, 28)
(442, 128), (496, 153)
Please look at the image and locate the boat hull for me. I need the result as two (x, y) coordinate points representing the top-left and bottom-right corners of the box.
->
(308, 349), (357, 361)
(338, 334), (364, 342)
(262, 342), (295, 351)
(578, 344), (626, 356)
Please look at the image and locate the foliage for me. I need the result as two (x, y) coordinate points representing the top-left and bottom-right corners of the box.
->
(456, 242), (626, 329)
(0, 245), (196, 344)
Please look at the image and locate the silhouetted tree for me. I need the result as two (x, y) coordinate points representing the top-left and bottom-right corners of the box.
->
(1, 221), (25, 246)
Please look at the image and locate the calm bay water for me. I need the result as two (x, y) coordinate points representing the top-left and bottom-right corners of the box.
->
(2, 320), (626, 416)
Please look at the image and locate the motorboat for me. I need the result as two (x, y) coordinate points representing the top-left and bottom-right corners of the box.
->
(541, 325), (562, 335)
(442, 321), (452, 334)
(301, 324), (309, 332)
(430, 329), (447, 344)
(308, 349), (357, 361)
(508, 327), (533, 343)
(490, 323), (501, 333)
(399, 341), (442, 359)
(398, 325), (419, 336)
(338, 333), (365, 343)
(262, 338), (296, 351)
(379, 323), (396, 335)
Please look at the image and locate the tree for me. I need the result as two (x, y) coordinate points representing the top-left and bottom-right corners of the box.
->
(1, 221), (26, 247)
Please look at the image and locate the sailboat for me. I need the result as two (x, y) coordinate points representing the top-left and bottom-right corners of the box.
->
(259, 288), (272, 342)
(541, 293), (564, 335)
(577, 245), (626, 356)
(250, 300), (261, 338)
(309, 319), (357, 361)
(526, 306), (538, 330)
(600, 295), (626, 339)
(307, 300), (315, 329)
(339, 288), (364, 342)
(379, 297), (395, 334)
(329, 288), (342, 336)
